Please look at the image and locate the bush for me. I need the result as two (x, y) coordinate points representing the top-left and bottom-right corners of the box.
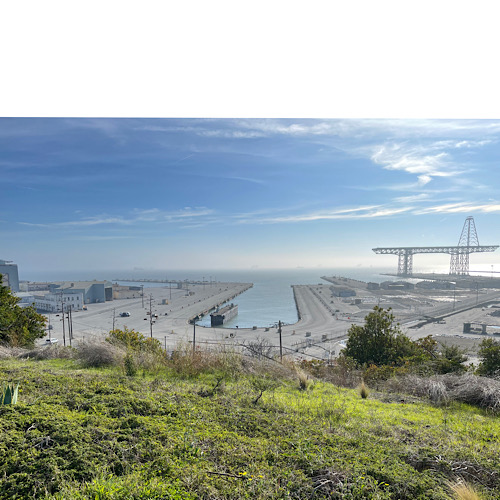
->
(76, 341), (125, 368)
(106, 328), (163, 355)
(0, 277), (46, 347)
(477, 338), (500, 377)
(342, 307), (420, 367)
(124, 353), (138, 377)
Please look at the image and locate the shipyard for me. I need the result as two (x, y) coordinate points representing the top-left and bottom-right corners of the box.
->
(10, 216), (496, 364)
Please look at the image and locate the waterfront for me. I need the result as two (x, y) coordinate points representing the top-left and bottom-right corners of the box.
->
(23, 267), (395, 328)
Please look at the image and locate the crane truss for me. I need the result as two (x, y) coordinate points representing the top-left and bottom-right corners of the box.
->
(372, 245), (499, 276)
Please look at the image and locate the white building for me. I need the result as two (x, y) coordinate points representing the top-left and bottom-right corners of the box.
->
(31, 292), (84, 312)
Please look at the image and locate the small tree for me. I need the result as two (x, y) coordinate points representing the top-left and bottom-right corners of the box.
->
(0, 275), (46, 347)
(342, 306), (417, 366)
(477, 338), (500, 377)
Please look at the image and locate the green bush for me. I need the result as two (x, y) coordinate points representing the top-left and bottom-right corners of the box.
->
(0, 276), (46, 347)
(477, 338), (500, 376)
(106, 328), (163, 355)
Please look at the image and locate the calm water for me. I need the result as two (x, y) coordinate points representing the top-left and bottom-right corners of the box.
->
(22, 267), (394, 328)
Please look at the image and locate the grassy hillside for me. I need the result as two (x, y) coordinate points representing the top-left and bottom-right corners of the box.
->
(0, 350), (499, 499)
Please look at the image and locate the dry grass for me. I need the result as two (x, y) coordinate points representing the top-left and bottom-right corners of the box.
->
(18, 345), (75, 360)
(76, 341), (125, 368)
(358, 380), (370, 399)
(448, 480), (483, 500)
(169, 343), (243, 378)
(385, 373), (500, 411)
(0, 346), (26, 359)
(295, 367), (311, 391)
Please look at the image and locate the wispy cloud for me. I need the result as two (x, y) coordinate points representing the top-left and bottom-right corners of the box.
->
(18, 207), (216, 229)
(371, 143), (461, 185)
(414, 202), (500, 215)
(235, 205), (414, 224)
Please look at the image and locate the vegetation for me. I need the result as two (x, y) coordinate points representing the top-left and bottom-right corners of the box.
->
(0, 346), (498, 499)
(477, 338), (500, 376)
(342, 307), (420, 366)
(341, 307), (468, 377)
(0, 276), (46, 347)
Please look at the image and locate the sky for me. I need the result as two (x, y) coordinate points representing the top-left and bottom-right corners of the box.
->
(2, 118), (500, 274)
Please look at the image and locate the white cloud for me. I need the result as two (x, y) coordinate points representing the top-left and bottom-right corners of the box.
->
(414, 202), (500, 215)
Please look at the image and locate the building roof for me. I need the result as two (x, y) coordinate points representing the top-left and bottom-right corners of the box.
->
(50, 280), (112, 290)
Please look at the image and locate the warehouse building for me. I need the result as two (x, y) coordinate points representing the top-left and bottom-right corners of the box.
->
(48, 280), (113, 304)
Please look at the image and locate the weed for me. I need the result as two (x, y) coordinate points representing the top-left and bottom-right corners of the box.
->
(358, 380), (370, 399)
(296, 367), (311, 391)
(448, 480), (483, 500)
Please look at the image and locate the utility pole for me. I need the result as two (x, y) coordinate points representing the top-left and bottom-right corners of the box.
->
(192, 320), (196, 354)
(278, 320), (283, 362)
(149, 294), (153, 337)
(112, 308), (116, 330)
(169, 281), (172, 300)
(61, 302), (66, 347)
(141, 285), (144, 308)
(67, 306), (73, 346)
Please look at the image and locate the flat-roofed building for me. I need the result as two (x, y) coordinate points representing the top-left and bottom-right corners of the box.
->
(48, 280), (113, 304)
(0, 259), (19, 292)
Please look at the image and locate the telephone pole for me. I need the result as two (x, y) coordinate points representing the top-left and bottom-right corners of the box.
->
(192, 321), (196, 354)
(61, 303), (66, 347)
(149, 294), (153, 338)
(67, 306), (73, 346)
(278, 320), (283, 362)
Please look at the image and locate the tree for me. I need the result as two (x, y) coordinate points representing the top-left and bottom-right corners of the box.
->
(0, 275), (46, 347)
(342, 306), (418, 366)
(477, 338), (500, 376)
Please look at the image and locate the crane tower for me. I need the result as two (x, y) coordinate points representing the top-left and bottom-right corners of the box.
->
(373, 216), (498, 277)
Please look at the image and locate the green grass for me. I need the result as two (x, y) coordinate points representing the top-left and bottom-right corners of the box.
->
(0, 357), (498, 499)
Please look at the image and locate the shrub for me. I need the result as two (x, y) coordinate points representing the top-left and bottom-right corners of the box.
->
(106, 328), (163, 355)
(124, 353), (138, 377)
(342, 307), (420, 367)
(0, 277), (46, 347)
(76, 341), (125, 368)
(477, 338), (500, 377)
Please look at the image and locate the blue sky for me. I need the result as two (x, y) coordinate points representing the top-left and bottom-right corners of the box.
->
(2, 118), (500, 274)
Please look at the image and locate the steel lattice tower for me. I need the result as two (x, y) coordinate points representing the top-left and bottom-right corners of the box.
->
(373, 216), (498, 276)
(449, 216), (480, 275)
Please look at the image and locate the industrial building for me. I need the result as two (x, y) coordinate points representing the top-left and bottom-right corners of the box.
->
(48, 280), (113, 304)
(0, 259), (19, 292)
(16, 291), (84, 312)
(330, 286), (356, 297)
